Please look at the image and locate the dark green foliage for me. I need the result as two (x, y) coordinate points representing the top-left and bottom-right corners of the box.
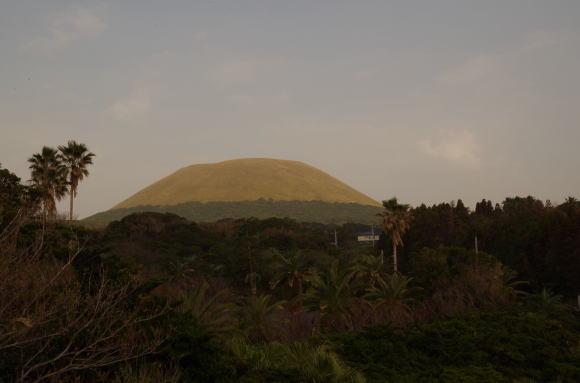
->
(94, 213), (334, 290)
(409, 247), (499, 291)
(236, 369), (300, 382)
(87, 195), (580, 297)
(99, 212), (219, 275)
(0, 165), (25, 224)
(398, 197), (580, 296)
(329, 306), (580, 383)
(0, 165), (41, 228)
(155, 312), (237, 382)
(82, 200), (383, 227)
(15, 220), (94, 264)
(87, 194), (580, 296)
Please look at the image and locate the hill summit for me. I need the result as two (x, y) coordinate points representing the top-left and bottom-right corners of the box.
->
(113, 158), (380, 209)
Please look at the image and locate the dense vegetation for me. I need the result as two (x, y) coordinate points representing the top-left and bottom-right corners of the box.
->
(403, 198), (580, 297)
(330, 306), (580, 382)
(82, 200), (383, 227)
(1, 161), (579, 382)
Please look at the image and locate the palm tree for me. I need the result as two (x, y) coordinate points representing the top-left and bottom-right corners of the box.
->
(238, 294), (286, 341)
(354, 254), (386, 290)
(245, 271), (262, 297)
(377, 197), (413, 273)
(364, 273), (415, 308)
(227, 337), (366, 382)
(303, 260), (357, 333)
(500, 266), (529, 299)
(536, 287), (563, 306)
(58, 140), (95, 221)
(364, 273), (416, 323)
(28, 147), (68, 220)
(179, 281), (234, 331)
(171, 258), (196, 276)
(269, 250), (310, 297)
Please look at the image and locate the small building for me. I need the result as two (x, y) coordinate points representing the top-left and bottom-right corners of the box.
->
(357, 231), (380, 243)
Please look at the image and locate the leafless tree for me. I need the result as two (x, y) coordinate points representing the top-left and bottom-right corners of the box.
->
(0, 214), (166, 383)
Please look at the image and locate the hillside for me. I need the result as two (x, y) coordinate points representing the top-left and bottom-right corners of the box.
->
(82, 200), (383, 227)
(83, 158), (382, 226)
(113, 158), (380, 209)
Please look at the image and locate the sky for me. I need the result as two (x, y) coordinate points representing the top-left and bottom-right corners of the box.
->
(1, 0), (579, 219)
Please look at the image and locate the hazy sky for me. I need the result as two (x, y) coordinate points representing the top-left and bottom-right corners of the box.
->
(1, 1), (579, 219)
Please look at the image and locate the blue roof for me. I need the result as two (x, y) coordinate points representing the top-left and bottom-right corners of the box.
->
(358, 231), (380, 236)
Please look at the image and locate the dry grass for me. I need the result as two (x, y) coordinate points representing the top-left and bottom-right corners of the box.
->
(113, 158), (380, 209)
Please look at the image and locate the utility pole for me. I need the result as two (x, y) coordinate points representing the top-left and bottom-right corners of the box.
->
(474, 236), (479, 254)
(371, 224), (375, 248)
(334, 229), (338, 248)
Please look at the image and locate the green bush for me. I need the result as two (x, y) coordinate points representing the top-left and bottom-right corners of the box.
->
(155, 312), (238, 382)
(328, 305), (580, 383)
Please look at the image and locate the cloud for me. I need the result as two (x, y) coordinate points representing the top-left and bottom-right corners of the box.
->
(418, 130), (481, 168)
(207, 59), (257, 90)
(20, 7), (106, 52)
(437, 31), (560, 87)
(521, 30), (559, 53)
(437, 53), (499, 84)
(107, 91), (151, 123)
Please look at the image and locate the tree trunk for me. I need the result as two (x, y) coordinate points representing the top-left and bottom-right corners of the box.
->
(311, 312), (323, 336)
(251, 280), (257, 297)
(248, 245), (256, 296)
(42, 202), (47, 224)
(392, 242), (398, 273)
(69, 187), (74, 221)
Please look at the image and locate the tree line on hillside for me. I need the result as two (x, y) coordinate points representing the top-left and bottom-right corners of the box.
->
(82, 200), (383, 227)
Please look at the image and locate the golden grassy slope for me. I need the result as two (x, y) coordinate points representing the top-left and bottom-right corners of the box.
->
(112, 158), (380, 210)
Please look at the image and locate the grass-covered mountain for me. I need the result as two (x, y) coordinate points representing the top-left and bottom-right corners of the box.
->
(83, 158), (382, 226)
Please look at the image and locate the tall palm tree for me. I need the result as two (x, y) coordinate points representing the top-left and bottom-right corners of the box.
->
(28, 147), (68, 220)
(58, 141), (95, 221)
(377, 197), (413, 273)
